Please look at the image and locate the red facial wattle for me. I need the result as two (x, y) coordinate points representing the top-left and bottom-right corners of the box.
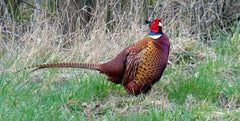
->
(150, 19), (160, 33)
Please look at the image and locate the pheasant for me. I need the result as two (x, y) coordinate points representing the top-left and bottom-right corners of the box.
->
(19, 18), (170, 95)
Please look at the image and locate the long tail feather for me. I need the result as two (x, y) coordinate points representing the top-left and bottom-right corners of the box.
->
(17, 62), (101, 73)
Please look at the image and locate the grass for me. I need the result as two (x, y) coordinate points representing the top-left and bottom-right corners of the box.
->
(1, 28), (239, 120)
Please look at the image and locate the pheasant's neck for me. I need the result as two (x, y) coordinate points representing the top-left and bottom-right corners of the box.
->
(149, 31), (163, 39)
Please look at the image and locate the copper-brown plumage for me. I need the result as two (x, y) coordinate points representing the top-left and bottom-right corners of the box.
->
(19, 18), (170, 95)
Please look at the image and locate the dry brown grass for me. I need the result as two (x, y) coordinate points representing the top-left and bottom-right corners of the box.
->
(1, 0), (239, 67)
(80, 91), (171, 120)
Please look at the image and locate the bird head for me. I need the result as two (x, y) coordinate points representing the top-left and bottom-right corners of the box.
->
(145, 18), (163, 33)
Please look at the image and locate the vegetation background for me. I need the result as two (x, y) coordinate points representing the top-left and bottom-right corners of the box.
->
(0, 0), (239, 120)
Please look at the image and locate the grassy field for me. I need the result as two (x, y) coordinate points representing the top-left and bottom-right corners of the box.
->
(1, 23), (239, 120)
(1, 1), (240, 120)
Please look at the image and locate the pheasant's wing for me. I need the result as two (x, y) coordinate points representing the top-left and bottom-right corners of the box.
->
(121, 48), (147, 86)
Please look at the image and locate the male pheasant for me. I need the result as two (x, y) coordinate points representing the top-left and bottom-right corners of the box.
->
(19, 18), (170, 95)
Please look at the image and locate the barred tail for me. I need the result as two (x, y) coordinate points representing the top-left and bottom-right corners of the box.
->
(17, 62), (101, 73)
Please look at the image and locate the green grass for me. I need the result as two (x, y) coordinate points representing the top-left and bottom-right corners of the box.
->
(0, 69), (120, 120)
(1, 27), (240, 120)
